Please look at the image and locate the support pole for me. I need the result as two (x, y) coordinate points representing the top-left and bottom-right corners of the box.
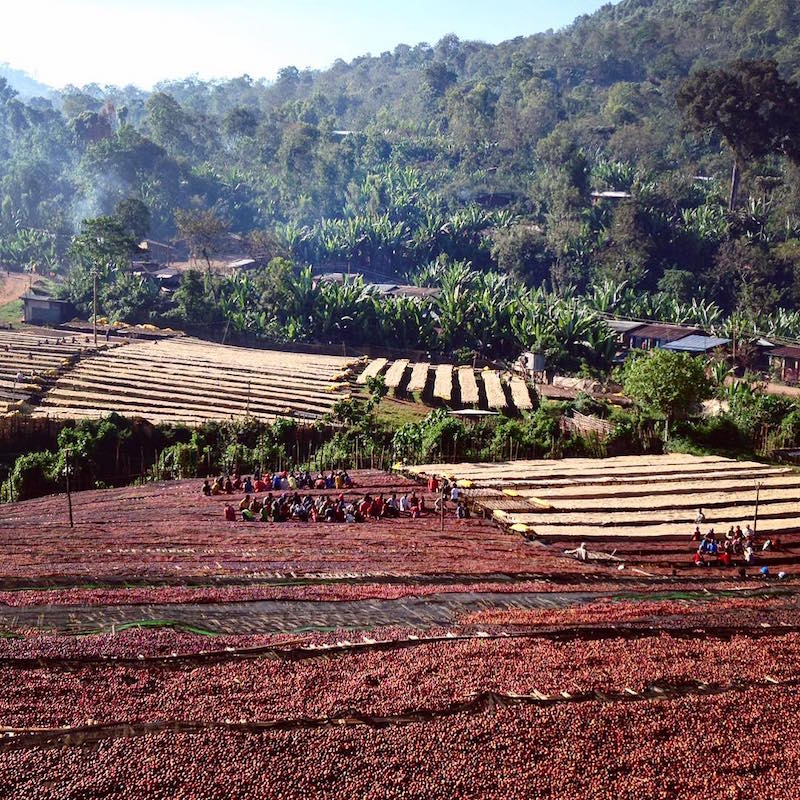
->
(440, 481), (445, 532)
(65, 447), (73, 529)
(753, 481), (762, 536)
(93, 272), (98, 348)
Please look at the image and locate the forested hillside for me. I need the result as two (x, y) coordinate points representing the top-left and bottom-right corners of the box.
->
(2, 0), (800, 356)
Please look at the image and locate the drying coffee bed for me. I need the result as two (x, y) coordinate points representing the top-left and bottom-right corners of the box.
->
(406, 454), (800, 574)
(0, 471), (606, 588)
(3, 466), (799, 797)
(3, 593), (800, 799)
(0, 327), (116, 413)
(32, 338), (360, 423)
(357, 357), (534, 412)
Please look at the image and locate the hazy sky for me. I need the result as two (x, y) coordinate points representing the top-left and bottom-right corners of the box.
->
(2, 0), (614, 89)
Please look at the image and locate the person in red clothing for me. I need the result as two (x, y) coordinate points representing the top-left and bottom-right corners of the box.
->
(427, 475), (438, 494)
(224, 504), (237, 522)
(359, 495), (372, 518)
(254, 477), (268, 493)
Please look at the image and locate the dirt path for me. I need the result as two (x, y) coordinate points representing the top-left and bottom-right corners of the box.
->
(0, 272), (29, 306)
(0, 591), (597, 635)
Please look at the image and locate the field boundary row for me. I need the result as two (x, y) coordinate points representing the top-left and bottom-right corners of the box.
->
(2, 619), (799, 670)
(0, 675), (794, 750)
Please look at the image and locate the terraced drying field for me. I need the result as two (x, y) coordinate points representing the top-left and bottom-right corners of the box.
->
(2, 464), (799, 798)
(406, 454), (800, 574)
(32, 337), (360, 424)
(0, 327), (115, 414)
(358, 357), (534, 412)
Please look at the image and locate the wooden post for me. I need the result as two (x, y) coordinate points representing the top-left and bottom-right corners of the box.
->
(65, 447), (73, 529)
(753, 481), (762, 536)
(93, 272), (98, 348)
(440, 482), (445, 532)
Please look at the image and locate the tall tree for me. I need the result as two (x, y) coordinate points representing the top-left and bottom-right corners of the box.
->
(623, 350), (711, 441)
(174, 208), (229, 267)
(677, 59), (800, 210)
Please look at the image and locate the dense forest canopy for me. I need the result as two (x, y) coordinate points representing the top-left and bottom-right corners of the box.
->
(2, 0), (800, 360)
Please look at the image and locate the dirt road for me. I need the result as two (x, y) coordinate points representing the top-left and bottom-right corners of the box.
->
(0, 272), (29, 306)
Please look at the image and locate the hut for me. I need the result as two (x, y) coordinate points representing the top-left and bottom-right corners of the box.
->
(768, 344), (800, 384)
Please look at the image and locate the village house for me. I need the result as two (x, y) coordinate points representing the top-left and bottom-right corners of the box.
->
(768, 344), (800, 384)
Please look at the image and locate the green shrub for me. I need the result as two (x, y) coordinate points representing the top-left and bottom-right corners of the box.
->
(9, 451), (59, 501)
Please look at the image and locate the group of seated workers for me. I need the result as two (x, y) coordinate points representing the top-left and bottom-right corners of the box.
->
(223, 491), (431, 523)
(691, 519), (779, 568)
(203, 469), (354, 498)
(205, 483), (471, 525)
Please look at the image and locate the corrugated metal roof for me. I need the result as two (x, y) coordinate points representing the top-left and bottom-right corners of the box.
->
(770, 345), (800, 359)
(21, 293), (70, 304)
(591, 191), (632, 199)
(631, 323), (701, 342)
(661, 335), (730, 352)
(369, 283), (399, 294)
(606, 319), (646, 334)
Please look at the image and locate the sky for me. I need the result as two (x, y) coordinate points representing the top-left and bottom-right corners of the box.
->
(0, 0), (614, 90)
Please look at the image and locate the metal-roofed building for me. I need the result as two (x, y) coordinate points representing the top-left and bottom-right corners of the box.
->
(629, 323), (703, 350)
(661, 335), (731, 354)
(604, 319), (646, 345)
(768, 345), (800, 384)
(22, 293), (75, 325)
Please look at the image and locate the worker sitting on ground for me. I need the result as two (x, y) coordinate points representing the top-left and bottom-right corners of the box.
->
(243, 476), (254, 494)
(372, 495), (385, 518)
(260, 502), (271, 522)
(456, 501), (469, 519)
(241, 507), (256, 522)
(565, 542), (588, 562)
(254, 476), (268, 493)
(224, 477), (233, 494)
(224, 504), (237, 522)
(202, 479), (212, 497)
(239, 494), (252, 511)
(211, 477), (223, 495)
(384, 493), (399, 518)
(251, 496), (263, 515)
(399, 493), (411, 515)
